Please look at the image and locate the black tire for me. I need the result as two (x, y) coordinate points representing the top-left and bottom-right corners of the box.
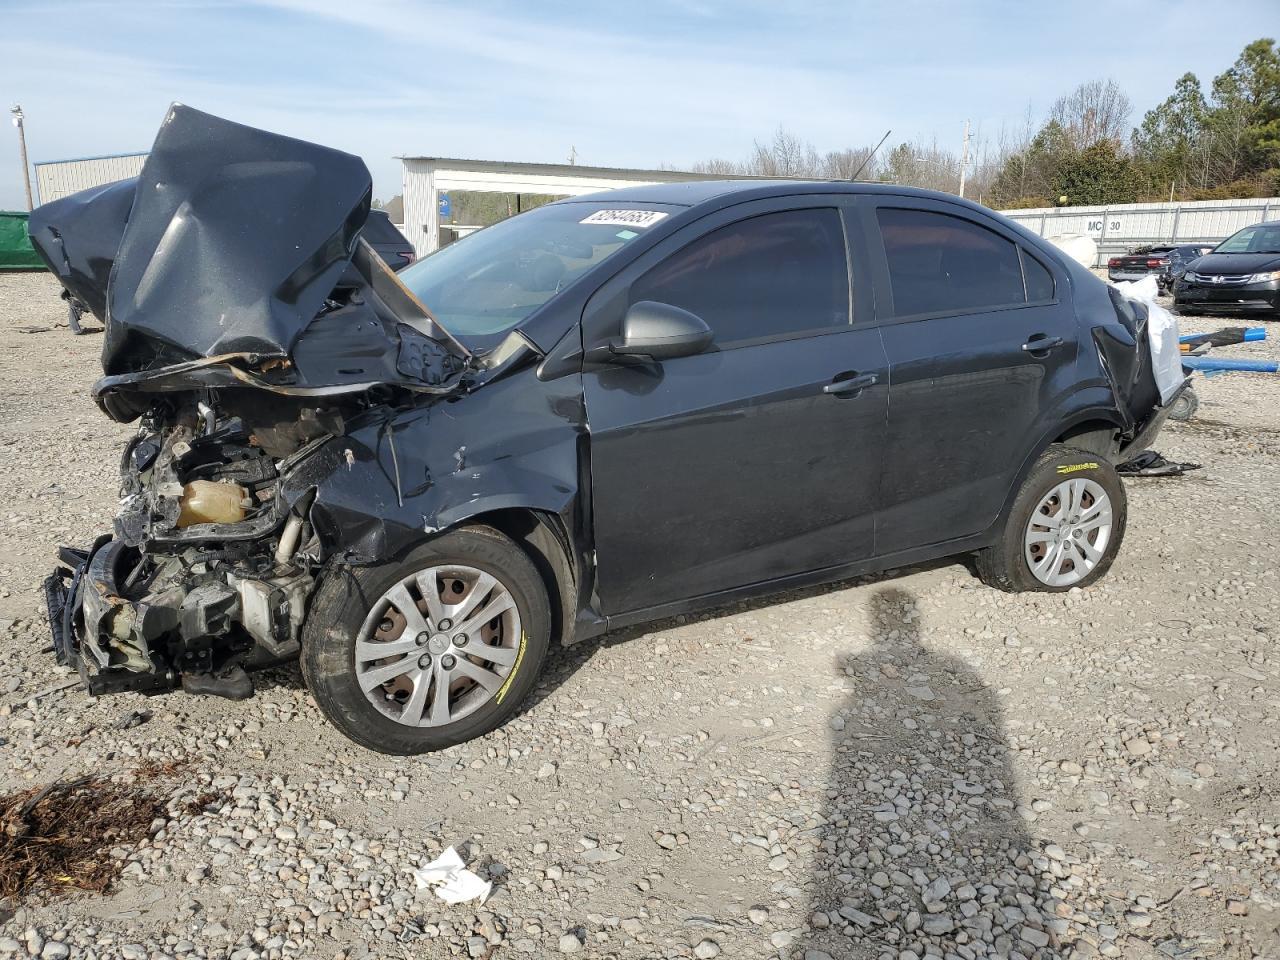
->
(301, 525), (551, 754)
(975, 445), (1127, 593)
(1167, 387), (1199, 422)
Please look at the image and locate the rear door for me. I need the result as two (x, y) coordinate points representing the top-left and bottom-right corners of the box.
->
(582, 196), (889, 616)
(860, 197), (1078, 554)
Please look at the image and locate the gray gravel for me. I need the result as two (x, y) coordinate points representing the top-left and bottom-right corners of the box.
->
(1, 271), (1278, 959)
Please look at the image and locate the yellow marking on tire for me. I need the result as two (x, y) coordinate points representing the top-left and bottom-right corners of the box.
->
(494, 632), (527, 705)
(1056, 462), (1098, 475)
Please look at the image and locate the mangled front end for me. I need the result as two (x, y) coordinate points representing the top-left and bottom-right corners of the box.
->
(35, 105), (478, 699)
(46, 394), (342, 696)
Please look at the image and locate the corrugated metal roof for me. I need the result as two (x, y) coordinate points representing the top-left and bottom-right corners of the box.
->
(395, 155), (771, 180)
(32, 150), (148, 168)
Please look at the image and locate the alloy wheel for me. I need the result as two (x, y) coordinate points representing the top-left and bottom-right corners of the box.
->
(1024, 478), (1113, 587)
(354, 564), (522, 727)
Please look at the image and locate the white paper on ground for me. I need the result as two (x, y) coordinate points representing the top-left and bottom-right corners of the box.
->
(1110, 274), (1184, 405)
(411, 846), (492, 904)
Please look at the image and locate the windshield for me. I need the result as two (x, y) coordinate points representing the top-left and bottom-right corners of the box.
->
(398, 202), (678, 349)
(1215, 223), (1280, 255)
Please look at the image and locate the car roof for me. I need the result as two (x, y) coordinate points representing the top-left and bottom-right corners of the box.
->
(553, 178), (995, 212)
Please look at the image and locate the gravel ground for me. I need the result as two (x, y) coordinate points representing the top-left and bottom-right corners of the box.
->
(0, 270), (1277, 960)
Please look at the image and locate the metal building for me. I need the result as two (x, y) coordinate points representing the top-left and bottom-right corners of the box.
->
(1000, 196), (1280, 266)
(33, 152), (148, 204)
(400, 157), (756, 256)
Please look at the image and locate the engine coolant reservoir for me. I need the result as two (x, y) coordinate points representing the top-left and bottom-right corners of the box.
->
(176, 480), (249, 527)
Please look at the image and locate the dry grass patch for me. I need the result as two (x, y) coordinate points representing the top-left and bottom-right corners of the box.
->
(0, 768), (174, 900)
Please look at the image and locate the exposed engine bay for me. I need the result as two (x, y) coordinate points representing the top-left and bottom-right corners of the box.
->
(49, 395), (329, 697)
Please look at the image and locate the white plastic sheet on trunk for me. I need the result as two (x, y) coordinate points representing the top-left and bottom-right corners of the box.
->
(1110, 275), (1184, 406)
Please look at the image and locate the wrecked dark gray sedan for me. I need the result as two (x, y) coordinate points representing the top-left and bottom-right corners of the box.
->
(31, 106), (1182, 754)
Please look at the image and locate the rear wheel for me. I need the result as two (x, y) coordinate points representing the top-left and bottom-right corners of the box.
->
(976, 445), (1127, 592)
(302, 525), (551, 754)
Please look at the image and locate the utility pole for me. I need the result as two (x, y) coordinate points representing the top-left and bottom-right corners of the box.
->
(567, 145), (577, 166)
(10, 105), (33, 211)
(958, 118), (970, 199)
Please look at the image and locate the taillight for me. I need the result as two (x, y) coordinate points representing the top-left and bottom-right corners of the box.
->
(1146, 259), (1161, 267)
(1108, 258), (1121, 267)
(398, 252), (416, 265)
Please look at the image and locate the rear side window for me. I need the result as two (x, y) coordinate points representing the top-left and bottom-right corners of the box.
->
(1021, 249), (1055, 302)
(877, 207), (1025, 317)
(630, 208), (850, 347)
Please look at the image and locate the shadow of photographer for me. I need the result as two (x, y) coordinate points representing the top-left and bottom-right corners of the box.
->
(804, 586), (1069, 960)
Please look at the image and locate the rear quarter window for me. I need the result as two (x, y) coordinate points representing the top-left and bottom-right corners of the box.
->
(1021, 249), (1055, 302)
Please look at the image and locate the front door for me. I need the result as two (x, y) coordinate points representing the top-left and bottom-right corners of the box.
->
(583, 200), (889, 616)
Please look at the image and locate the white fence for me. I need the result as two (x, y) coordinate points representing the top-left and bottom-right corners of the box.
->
(999, 197), (1279, 266)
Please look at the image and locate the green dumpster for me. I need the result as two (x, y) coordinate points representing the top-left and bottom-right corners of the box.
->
(0, 211), (44, 270)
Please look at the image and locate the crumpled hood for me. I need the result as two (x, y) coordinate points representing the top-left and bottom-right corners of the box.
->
(29, 105), (473, 411)
(31, 103), (398, 370)
(27, 176), (136, 324)
(120, 104), (368, 373)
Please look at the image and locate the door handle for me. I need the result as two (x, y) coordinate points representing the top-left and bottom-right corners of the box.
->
(1022, 334), (1064, 354)
(823, 372), (878, 396)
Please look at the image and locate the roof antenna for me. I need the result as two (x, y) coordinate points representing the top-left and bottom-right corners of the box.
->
(849, 129), (891, 181)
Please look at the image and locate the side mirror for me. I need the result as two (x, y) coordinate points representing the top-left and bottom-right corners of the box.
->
(606, 301), (713, 362)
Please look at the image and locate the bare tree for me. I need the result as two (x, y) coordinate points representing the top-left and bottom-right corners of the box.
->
(746, 127), (822, 177)
(1050, 79), (1132, 150)
(688, 157), (745, 175)
(687, 128), (894, 184)
(876, 139), (962, 192)
(819, 146), (877, 180)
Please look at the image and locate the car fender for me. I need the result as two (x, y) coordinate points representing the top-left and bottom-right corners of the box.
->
(990, 392), (1126, 537)
(280, 372), (587, 567)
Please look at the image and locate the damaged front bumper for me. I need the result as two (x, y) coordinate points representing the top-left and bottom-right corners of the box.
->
(45, 531), (315, 699)
(41, 399), (336, 700)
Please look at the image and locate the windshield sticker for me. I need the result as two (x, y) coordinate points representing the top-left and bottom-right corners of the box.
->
(615, 229), (639, 240)
(580, 209), (668, 229)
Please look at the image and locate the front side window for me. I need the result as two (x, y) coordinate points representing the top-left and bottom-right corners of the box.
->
(1215, 223), (1280, 255)
(630, 208), (850, 347)
(877, 207), (1026, 317)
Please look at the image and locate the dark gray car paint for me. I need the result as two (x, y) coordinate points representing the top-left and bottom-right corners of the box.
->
(34, 111), (1171, 664)
(102, 105), (373, 373)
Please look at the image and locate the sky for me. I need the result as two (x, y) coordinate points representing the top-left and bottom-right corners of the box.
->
(1, 0), (1275, 209)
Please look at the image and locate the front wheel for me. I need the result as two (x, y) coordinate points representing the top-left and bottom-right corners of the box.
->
(976, 445), (1127, 592)
(302, 525), (551, 754)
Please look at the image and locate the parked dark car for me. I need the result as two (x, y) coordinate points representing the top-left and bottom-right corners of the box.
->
(29, 106), (1180, 754)
(362, 209), (415, 270)
(1173, 220), (1280, 317)
(1108, 244), (1213, 292)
